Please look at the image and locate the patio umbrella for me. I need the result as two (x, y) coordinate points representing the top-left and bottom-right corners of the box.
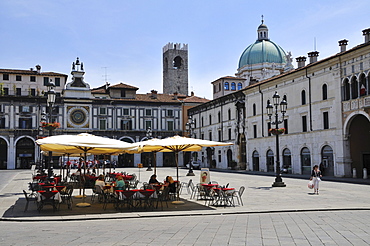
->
(134, 135), (233, 202)
(36, 133), (136, 207)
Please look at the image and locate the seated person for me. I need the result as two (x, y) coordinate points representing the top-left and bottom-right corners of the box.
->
(114, 175), (126, 190)
(165, 176), (176, 193)
(148, 174), (160, 185)
(95, 175), (105, 189)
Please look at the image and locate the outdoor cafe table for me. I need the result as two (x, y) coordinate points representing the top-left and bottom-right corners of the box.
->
(36, 190), (62, 211)
(211, 187), (235, 207)
(201, 183), (219, 190)
(116, 189), (157, 210)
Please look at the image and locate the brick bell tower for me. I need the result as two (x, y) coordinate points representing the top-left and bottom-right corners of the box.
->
(162, 42), (189, 96)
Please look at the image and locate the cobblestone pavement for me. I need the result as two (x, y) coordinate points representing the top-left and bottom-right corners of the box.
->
(1, 168), (370, 245)
(1, 210), (370, 245)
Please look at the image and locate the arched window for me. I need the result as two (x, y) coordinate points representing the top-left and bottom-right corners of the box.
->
(228, 109), (231, 120)
(359, 73), (367, 96)
(343, 78), (350, 100)
(231, 82), (236, 91)
(266, 149), (274, 172)
(283, 148), (292, 174)
(224, 82), (229, 90)
(252, 151), (259, 171)
(301, 147), (311, 175)
(322, 84), (328, 100)
(173, 56), (182, 69)
(237, 83), (243, 90)
(252, 103), (256, 116)
(301, 90), (306, 105)
(351, 76), (358, 99)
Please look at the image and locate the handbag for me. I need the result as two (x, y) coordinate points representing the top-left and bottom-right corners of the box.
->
(307, 180), (314, 189)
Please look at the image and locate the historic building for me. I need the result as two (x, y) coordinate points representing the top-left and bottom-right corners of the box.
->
(0, 50), (208, 169)
(189, 22), (370, 178)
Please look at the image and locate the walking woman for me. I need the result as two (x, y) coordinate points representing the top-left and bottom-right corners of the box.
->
(310, 165), (322, 195)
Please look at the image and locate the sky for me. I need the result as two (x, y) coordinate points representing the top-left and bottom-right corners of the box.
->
(1, 0), (369, 99)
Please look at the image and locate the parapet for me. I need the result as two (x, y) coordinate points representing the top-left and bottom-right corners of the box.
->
(163, 42), (188, 52)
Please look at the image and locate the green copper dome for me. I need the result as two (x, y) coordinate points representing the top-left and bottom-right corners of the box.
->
(238, 39), (287, 69)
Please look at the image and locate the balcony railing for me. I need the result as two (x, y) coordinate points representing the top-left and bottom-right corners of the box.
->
(342, 95), (370, 112)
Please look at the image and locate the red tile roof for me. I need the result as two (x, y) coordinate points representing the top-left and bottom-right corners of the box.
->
(0, 68), (67, 77)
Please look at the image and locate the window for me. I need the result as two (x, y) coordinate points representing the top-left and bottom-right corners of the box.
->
(121, 90), (126, 98)
(167, 110), (173, 117)
(253, 104), (256, 116)
(123, 108), (129, 115)
(21, 106), (32, 113)
(253, 125), (257, 138)
(302, 115), (307, 132)
(231, 82), (236, 90)
(218, 150), (221, 162)
(145, 121), (152, 130)
(167, 121), (174, 131)
(323, 112), (329, 129)
(173, 56), (182, 69)
(360, 62), (363, 70)
(284, 119), (288, 134)
(228, 109), (231, 120)
(322, 84), (328, 100)
(218, 83), (221, 92)
(209, 131), (212, 141)
(16, 75), (22, 81)
(121, 120), (132, 130)
(301, 90), (306, 105)
(201, 133), (204, 140)
(19, 118), (31, 129)
(267, 122), (271, 136)
(201, 117), (204, 127)
(209, 115), (212, 125)
(4, 88), (8, 95)
(218, 130), (221, 142)
(352, 65), (355, 73)
(343, 68), (347, 76)
(43, 77), (49, 86)
(99, 119), (106, 130)
(99, 107), (107, 115)
(0, 118), (5, 128)
(224, 82), (229, 90)
(218, 111), (221, 123)
(238, 83), (243, 90)
(228, 128), (231, 140)
(30, 76), (36, 82)
(145, 109), (152, 116)
(213, 85), (216, 93)
(31, 88), (36, 96)
(3, 74), (9, 80)
(16, 88), (21, 96)
(55, 78), (60, 86)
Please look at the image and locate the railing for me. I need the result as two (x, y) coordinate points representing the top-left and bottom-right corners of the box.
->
(342, 95), (370, 112)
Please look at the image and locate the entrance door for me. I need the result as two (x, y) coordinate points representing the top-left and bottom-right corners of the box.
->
(321, 145), (334, 176)
(0, 138), (7, 169)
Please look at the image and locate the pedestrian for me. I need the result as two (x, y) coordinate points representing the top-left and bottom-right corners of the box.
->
(310, 165), (322, 195)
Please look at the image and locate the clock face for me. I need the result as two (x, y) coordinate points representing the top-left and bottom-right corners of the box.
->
(71, 109), (86, 124)
(67, 106), (89, 128)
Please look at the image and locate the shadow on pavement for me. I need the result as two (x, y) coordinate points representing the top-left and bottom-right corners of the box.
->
(2, 196), (214, 218)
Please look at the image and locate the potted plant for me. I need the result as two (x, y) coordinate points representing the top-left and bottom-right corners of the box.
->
(40, 122), (60, 131)
(269, 128), (285, 135)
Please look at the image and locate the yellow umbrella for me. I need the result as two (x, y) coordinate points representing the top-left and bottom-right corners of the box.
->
(36, 133), (136, 207)
(133, 135), (233, 202)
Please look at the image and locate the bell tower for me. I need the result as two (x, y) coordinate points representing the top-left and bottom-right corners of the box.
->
(162, 43), (188, 95)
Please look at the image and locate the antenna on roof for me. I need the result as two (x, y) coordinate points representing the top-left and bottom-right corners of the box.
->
(102, 67), (109, 83)
(314, 37), (317, 51)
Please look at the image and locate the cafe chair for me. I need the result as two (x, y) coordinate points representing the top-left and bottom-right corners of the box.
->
(233, 186), (245, 206)
(28, 182), (40, 198)
(156, 187), (169, 210)
(23, 190), (36, 212)
(180, 179), (192, 195)
(61, 185), (74, 210)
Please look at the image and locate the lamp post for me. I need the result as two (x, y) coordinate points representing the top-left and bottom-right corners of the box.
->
(185, 116), (195, 176)
(146, 127), (153, 171)
(266, 91), (287, 187)
(46, 81), (56, 179)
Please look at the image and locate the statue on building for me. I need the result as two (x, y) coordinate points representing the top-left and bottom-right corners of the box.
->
(284, 51), (294, 72)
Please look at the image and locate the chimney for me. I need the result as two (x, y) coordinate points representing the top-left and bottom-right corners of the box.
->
(338, 39), (348, 52)
(30, 68), (33, 71)
(190, 91), (194, 97)
(173, 92), (178, 100)
(307, 51), (319, 64)
(362, 28), (370, 43)
(296, 56), (307, 68)
(151, 90), (157, 99)
(35, 65), (41, 73)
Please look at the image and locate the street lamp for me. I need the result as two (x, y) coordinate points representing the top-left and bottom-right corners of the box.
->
(266, 91), (287, 187)
(46, 81), (56, 179)
(185, 116), (196, 176)
(146, 127), (153, 171)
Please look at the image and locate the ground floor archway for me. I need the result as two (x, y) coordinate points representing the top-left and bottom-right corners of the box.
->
(0, 138), (7, 169)
(15, 137), (35, 169)
(321, 145), (334, 176)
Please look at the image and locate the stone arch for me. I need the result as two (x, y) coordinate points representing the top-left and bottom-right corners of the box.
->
(342, 78), (350, 100)
(118, 136), (135, 143)
(15, 136), (36, 169)
(252, 150), (259, 171)
(359, 72), (367, 96)
(227, 149), (233, 168)
(350, 75), (358, 99)
(300, 147), (311, 175)
(118, 136), (135, 167)
(321, 145), (334, 176)
(173, 56), (183, 69)
(266, 149), (274, 172)
(343, 111), (370, 136)
(282, 148), (292, 174)
(0, 137), (8, 169)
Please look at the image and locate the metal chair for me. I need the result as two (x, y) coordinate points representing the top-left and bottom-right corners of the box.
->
(233, 186), (245, 206)
(23, 190), (36, 212)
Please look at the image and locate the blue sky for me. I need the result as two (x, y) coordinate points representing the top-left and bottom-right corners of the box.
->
(1, 0), (369, 99)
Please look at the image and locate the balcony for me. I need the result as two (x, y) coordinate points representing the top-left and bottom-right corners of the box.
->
(342, 95), (370, 112)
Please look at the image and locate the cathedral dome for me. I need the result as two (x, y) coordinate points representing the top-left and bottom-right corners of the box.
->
(238, 21), (287, 69)
(238, 40), (287, 68)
